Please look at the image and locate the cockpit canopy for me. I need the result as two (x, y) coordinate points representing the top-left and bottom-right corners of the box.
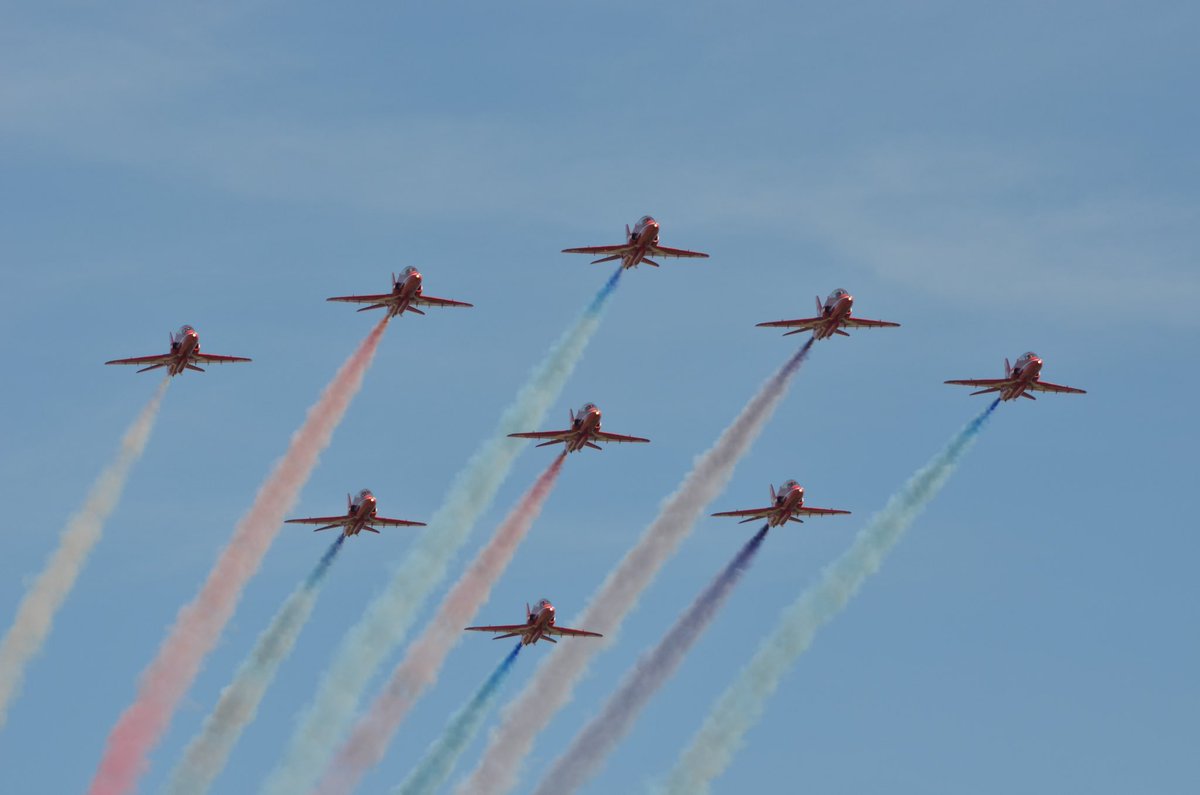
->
(401, 265), (419, 276)
(579, 403), (599, 415)
(178, 325), (195, 337)
(779, 479), (800, 492)
(358, 488), (373, 499)
(1021, 351), (1039, 361)
(537, 598), (553, 609)
(637, 215), (655, 227)
(827, 289), (849, 302)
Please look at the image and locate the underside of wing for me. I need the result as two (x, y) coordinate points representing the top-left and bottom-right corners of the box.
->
(793, 506), (852, 517)
(944, 377), (1009, 387)
(561, 244), (631, 256)
(756, 317), (820, 332)
(593, 431), (651, 444)
(841, 317), (901, 329)
(285, 516), (350, 527)
(649, 244), (709, 259)
(464, 624), (528, 634)
(104, 353), (173, 366)
(370, 516), (428, 527)
(711, 507), (774, 520)
(1029, 379), (1087, 395)
(508, 430), (571, 441)
(192, 352), (252, 364)
(327, 293), (395, 305)
(413, 294), (474, 309)
(547, 625), (603, 638)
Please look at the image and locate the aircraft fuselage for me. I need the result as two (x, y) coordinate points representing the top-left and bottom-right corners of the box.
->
(565, 407), (603, 453)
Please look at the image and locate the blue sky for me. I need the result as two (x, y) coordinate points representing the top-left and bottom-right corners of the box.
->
(1, 2), (1197, 793)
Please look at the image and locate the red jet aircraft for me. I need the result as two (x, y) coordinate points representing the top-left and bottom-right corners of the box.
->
(712, 480), (851, 527)
(562, 215), (709, 269)
(285, 489), (426, 538)
(327, 266), (473, 318)
(465, 599), (602, 645)
(945, 352), (1087, 401)
(508, 403), (650, 453)
(756, 289), (901, 340)
(105, 325), (251, 376)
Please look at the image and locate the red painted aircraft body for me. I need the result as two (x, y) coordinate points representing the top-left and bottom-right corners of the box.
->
(284, 489), (426, 538)
(712, 480), (851, 527)
(508, 403), (650, 453)
(104, 325), (251, 376)
(465, 599), (602, 646)
(562, 215), (709, 269)
(945, 352), (1087, 401)
(756, 289), (900, 340)
(327, 266), (473, 319)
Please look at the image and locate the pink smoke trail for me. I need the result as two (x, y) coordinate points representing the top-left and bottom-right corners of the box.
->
(88, 318), (389, 795)
(455, 340), (814, 795)
(314, 453), (567, 795)
(531, 526), (769, 795)
(0, 378), (169, 732)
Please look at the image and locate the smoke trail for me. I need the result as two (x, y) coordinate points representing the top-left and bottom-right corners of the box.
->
(533, 526), (769, 795)
(658, 400), (1000, 795)
(315, 454), (567, 795)
(395, 643), (523, 795)
(0, 379), (169, 731)
(88, 318), (389, 795)
(261, 270), (622, 795)
(456, 339), (815, 795)
(161, 534), (346, 795)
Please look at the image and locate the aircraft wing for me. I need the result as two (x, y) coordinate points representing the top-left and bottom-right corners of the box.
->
(649, 244), (709, 259)
(413, 294), (473, 309)
(508, 430), (571, 441)
(327, 293), (395, 306)
(464, 624), (528, 634)
(755, 317), (821, 333)
(370, 515), (428, 528)
(944, 377), (1009, 387)
(546, 624), (603, 638)
(711, 506), (774, 521)
(561, 244), (631, 256)
(192, 352), (253, 364)
(841, 317), (901, 329)
(284, 516), (350, 532)
(592, 430), (651, 444)
(1029, 379), (1087, 395)
(105, 353), (173, 367)
(792, 506), (852, 517)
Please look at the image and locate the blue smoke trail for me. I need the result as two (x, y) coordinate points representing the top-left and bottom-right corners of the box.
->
(396, 644), (523, 795)
(161, 535), (346, 795)
(658, 400), (1000, 794)
(533, 526), (770, 795)
(262, 270), (622, 795)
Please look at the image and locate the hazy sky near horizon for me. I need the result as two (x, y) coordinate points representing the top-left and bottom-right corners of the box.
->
(2, 2), (1197, 793)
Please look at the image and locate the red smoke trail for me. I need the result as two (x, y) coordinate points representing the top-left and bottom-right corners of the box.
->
(88, 318), (389, 795)
(314, 453), (567, 795)
(531, 526), (769, 795)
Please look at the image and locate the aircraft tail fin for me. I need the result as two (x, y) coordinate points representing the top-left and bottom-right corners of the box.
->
(590, 254), (622, 264)
(834, 329), (850, 336)
(356, 303), (387, 312)
(1021, 392), (1037, 400)
(535, 439), (563, 448)
(970, 387), (1001, 396)
(585, 441), (603, 450)
(364, 526), (380, 533)
(782, 328), (807, 337)
(738, 516), (760, 524)
(1005, 357), (1012, 377)
(769, 484), (777, 502)
(542, 636), (558, 644)
(136, 363), (167, 373)
(626, 223), (632, 241)
(186, 364), (206, 372)
(313, 524), (342, 532)
(642, 258), (661, 267)
(816, 295), (822, 314)
(526, 602), (532, 620)
(569, 407), (575, 423)
(493, 632), (521, 641)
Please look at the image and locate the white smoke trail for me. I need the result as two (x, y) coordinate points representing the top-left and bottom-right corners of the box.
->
(161, 535), (346, 795)
(260, 270), (622, 795)
(454, 340), (814, 795)
(0, 378), (169, 731)
(658, 401), (999, 795)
